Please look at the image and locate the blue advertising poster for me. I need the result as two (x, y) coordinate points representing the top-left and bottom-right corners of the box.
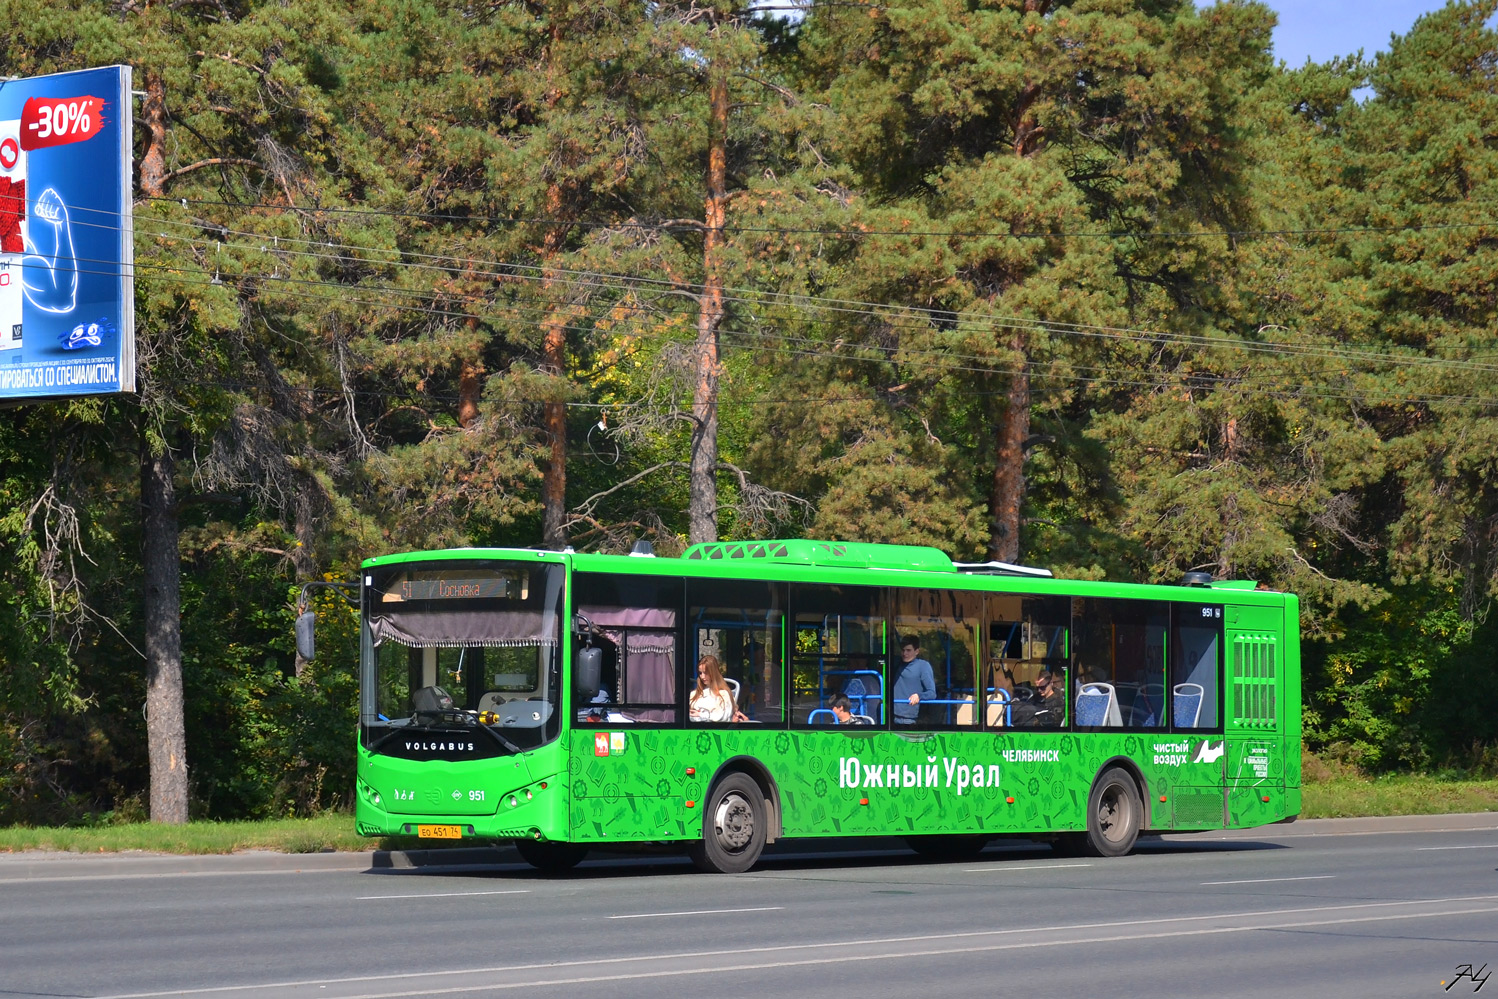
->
(0, 65), (134, 401)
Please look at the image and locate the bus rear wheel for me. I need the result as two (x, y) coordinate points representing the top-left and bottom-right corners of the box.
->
(515, 838), (588, 872)
(688, 772), (766, 874)
(1082, 767), (1142, 857)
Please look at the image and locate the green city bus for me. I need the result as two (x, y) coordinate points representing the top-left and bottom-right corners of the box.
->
(338, 539), (1299, 873)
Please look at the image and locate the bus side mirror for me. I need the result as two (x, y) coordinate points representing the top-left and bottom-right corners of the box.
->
(574, 646), (602, 697)
(295, 610), (317, 662)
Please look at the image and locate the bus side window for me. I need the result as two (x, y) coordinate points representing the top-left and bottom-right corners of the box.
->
(1072, 597), (1168, 729)
(1171, 605), (1222, 729)
(688, 578), (786, 726)
(985, 594), (1069, 729)
(892, 587), (981, 729)
(573, 572), (683, 724)
(788, 583), (886, 726)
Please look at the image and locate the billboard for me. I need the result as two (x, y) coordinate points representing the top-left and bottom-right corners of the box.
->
(0, 65), (133, 402)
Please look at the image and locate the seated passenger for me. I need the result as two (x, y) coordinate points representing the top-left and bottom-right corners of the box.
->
(1010, 669), (1064, 728)
(830, 694), (868, 726)
(689, 655), (747, 722)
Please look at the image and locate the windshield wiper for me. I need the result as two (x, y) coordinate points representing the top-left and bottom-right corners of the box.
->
(364, 711), (470, 754)
(365, 710), (525, 756)
(473, 722), (524, 755)
(365, 725), (412, 755)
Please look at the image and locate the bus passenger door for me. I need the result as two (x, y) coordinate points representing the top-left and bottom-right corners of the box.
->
(1165, 602), (1226, 830)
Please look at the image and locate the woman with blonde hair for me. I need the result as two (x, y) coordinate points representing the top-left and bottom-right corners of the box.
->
(689, 655), (746, 722)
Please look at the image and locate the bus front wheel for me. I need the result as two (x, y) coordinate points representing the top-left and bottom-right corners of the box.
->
(515, 838), (588, 872)
(688, 772), (766, 874)
(1082, 767), (1142, 857)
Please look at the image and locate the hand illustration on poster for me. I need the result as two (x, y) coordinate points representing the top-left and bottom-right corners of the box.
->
(22, 186), (76, 314)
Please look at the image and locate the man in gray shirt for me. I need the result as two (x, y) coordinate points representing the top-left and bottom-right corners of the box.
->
(892, 638), (936, 726)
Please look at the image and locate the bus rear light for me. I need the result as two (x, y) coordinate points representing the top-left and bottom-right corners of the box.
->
(539, 782), (547, 789)
(686, 800), (696, 808)
(1160, 795), (1168, 802)
(525, 790), (533, 801)
(859, 798), (869, 805)
(685, 767), (696, 776)
(509, 796), (518, 807)
(1006, 797), (1015, 804)
(1261, 795), (1271, 803)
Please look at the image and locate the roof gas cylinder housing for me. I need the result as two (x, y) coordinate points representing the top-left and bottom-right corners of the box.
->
(680, 539), (1052, 577)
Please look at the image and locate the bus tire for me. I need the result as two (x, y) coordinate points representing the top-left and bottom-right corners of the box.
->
(907, 834), (988, 862)
(1082, 767), (1142, 857)
(687, 772), (766, 874)
(515, 838), (588, 872)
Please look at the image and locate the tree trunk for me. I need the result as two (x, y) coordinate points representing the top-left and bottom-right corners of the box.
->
(689, 71), (729, 546)
(291, 483), (316, 679)
(138, 70), (167, 199)
(457, 359), (481, 430)
(138, 69), (188, 822)
(540, 20), (570, 550)
(541, 287), (567, 548)
(989, 329), (1029, 563)
(141, 427), (188, 824)
(988, 55), (1051, 563)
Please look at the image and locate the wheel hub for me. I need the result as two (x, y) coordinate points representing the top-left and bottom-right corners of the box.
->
(714, 792), (754, 850)
(1098, 787), (1128, 842)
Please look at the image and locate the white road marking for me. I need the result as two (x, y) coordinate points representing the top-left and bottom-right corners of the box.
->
(356, 889), (530, 900)
(607, 906), (783, 919)
(964, 863), (1094, 872)
(1201, 875), (1336, 885)
(90, 893), (1498, 999)
(0, 868), (355, 886)
(1416, 844), (1498, 851)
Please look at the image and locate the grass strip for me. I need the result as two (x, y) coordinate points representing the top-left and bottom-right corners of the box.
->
(1299, 775), (1498, 819)
(0, 775), (1495, 854)
(0, 814), (369, 855)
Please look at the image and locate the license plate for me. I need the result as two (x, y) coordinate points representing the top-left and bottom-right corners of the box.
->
(417, 824), (463, 840)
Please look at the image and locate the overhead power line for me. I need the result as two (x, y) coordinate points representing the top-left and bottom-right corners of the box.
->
(146, 195), (1498, 243)
(104, 210), (1498, 377)
(85, 254), (1498, 409)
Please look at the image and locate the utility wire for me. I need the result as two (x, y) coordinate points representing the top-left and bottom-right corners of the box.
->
(99, 256), (1498, 409)
(113, 214), (1498, 376)
(87, 203), (1498, 377)
(143, 194), (1498, 243)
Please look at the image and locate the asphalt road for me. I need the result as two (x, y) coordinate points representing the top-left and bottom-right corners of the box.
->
(4, 814), (1497, 999)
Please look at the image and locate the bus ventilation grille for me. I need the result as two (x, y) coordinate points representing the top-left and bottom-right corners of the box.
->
(681, 540), (955, 572)
(1232, 635), (1278, 728)
(684, 542), (791, 561)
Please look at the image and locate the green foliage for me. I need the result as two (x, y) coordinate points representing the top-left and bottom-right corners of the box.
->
(1306, 586), (1498, 772)
(3, 0), (1498, 828)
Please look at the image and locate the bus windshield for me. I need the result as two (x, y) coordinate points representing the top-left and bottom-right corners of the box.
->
(360, 560), (564, 756)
